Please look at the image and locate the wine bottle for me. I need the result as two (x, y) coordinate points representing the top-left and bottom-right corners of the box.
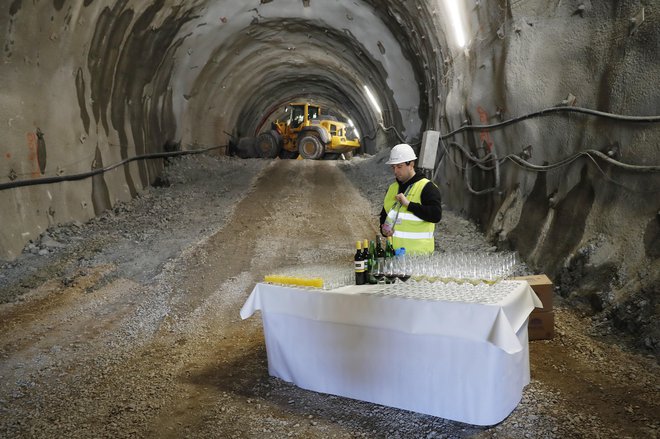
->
(366, 240), (377, 284)
(375, 236), (386, 283)
(362, 239), (370, 261)
(376, 236), (385, 259)
(361, 239), (371, 283)
(354, 241), (365, 285)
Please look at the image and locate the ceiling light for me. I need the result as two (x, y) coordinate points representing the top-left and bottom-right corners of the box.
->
(445, 0), (467, 48)
(363, 85), (382, 115)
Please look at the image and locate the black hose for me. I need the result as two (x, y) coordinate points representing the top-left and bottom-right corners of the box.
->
(365, 106), (659, 147)
(0, 145), (223, 191)
(441, 106), (660, 139)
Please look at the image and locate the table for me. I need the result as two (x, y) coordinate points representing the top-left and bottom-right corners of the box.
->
(240, 280), (542, 426)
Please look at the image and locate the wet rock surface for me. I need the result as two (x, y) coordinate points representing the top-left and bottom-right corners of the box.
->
(1, 154), (658, 438)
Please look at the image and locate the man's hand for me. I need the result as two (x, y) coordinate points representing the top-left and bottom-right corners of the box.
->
(395, 193), (410, 207)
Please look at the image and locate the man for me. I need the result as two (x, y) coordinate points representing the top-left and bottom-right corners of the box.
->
(380, 143), (442, 254)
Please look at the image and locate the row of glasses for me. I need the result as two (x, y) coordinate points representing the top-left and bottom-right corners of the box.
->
(406, 251), (521, 284)
(379, 278), (516, 304)
(264, 250), (521, 290)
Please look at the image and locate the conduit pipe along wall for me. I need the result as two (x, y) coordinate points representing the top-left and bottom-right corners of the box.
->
(0, 0), (434, 260)
(434, 0), (660, 350)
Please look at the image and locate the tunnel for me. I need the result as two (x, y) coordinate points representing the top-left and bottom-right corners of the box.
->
(3, 0), (658, 346)
(1, 0), (659, 436)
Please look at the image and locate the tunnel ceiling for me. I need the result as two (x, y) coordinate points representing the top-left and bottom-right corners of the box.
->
(176, 1), (447, 147)
(96, 0), (449, 150)
(2, 0), (453, 158)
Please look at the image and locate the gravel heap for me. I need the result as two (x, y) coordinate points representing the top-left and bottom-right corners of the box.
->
(0, 155), (270, 303)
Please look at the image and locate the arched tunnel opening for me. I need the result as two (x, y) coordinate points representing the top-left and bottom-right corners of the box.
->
(1, 1), (659, 437)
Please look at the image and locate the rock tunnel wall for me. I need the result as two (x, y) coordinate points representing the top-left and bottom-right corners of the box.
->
(0, 1), (658, 347)
(436, 0), (659, 349)
(1, 0), (195, 259)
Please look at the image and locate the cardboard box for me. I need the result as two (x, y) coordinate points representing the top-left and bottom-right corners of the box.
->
(528, 310), (555, 340)
(513, 274), (554, 312)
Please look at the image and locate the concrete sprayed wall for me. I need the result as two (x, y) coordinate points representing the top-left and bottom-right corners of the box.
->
(436, 0), (659, 348)
(0, 0), (658, 347)
(1, 1), (194, 258)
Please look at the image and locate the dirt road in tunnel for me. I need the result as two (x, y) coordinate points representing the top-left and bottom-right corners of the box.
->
(1, 159), (385, 438)
(146, 160), (381, 436)
(0, 156), (658, 438)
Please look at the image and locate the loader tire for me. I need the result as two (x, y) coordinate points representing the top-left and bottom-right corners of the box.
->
(298, 135), (325, 160)
(255, 131), (281, 158)
(234, 137), (257, 158)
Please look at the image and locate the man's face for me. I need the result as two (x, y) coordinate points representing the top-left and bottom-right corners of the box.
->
(391, 161), (414, 182)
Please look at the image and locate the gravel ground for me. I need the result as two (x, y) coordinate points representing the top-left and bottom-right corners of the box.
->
(0, 153), (658, 438)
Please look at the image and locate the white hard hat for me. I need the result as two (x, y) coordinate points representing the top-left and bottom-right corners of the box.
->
(386, 143), (417, 165)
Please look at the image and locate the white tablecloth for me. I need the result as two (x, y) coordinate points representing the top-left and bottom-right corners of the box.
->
(240, 280), (542, 425)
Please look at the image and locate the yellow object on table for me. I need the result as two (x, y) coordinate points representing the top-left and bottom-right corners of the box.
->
(264, 274), (323, 289)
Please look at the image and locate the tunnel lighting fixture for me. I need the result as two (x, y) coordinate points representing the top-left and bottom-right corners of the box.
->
(363, 85), (382, 115)
(347, 118), (360, 138)
(445, 0), (467, 48)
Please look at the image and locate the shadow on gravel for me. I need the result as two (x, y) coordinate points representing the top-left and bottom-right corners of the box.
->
(185, 342), (486, 437)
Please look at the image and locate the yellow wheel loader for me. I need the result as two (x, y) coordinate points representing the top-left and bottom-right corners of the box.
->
(255, 103), (360, 160)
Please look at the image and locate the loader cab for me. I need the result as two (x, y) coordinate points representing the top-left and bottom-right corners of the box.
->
(307, 105), (320, 120)
(289, 105), (305, 129)
(288, 103), (320, 129)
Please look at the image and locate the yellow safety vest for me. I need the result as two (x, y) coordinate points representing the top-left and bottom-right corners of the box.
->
(383, 178), (435, 254)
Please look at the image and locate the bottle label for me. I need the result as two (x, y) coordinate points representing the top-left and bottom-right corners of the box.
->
(354, 260), (365, 272)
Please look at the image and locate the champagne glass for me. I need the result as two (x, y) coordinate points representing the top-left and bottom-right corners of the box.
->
(410, 254), (424, 282)
(398, 254), (412, 282)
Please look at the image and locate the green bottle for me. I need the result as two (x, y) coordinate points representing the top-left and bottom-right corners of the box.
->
(386, 236), (395, 258)
(366, 240), (377, 284)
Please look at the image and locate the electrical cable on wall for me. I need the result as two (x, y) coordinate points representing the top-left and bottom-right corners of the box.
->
(440, 105), (660, 140)
(463, 148), (501, 195)
(361, 123), (421, 146)
(3, 105), (658, 191)
(428, 103), (660, 193)
(365, 105), (659, 153)
(438, 139), (660, 194)
(0, 145), (224, 191)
